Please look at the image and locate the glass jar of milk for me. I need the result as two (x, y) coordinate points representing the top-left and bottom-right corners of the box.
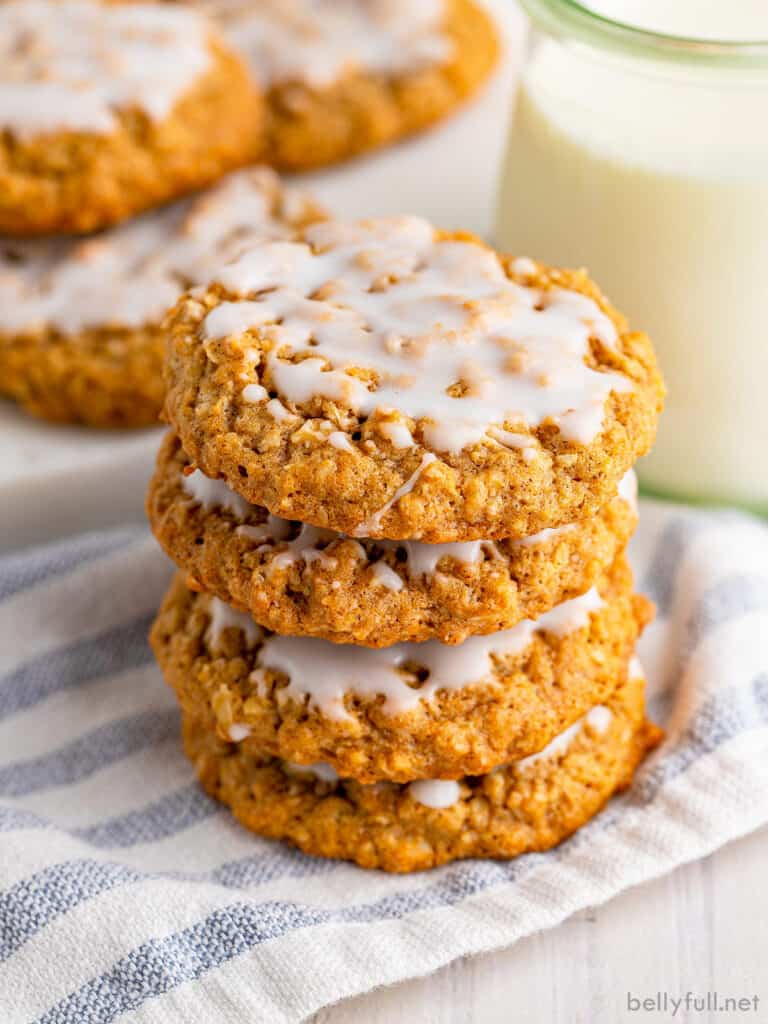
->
(497, 0), (768, 512)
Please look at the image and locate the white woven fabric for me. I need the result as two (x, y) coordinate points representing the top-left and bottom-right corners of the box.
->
(1, 499), (767, 1023)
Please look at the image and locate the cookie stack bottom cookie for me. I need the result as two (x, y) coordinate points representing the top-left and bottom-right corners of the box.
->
(182, 665), (661, 873)
(151, 576), (659, 871)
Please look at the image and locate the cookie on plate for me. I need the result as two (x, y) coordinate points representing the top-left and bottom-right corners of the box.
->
(198, 0), (499, 171)
(182, 662), (662, 872)
(148, 431), (639, 645)
(0, 0), (263, 236)
(0, 169), (323, 427)
(163, 216), (664, 541)
(150, 556), (651, 782)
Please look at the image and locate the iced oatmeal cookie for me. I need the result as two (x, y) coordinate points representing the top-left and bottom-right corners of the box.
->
(196, 0), (499, 170)
(148, 431), (639, 644)
(182, 663), (662, 871)
(0, 0), (263, 236)
(163, 216), (664, 540)
(150, 556), (652, 782)
(0, 169), (323, 427)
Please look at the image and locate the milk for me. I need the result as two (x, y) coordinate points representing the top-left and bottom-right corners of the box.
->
(497, 2), (768, 509)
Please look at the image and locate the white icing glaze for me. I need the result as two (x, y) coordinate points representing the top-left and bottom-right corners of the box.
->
(228, 723), (252, 742)
(0, 168), (315, 334)
(512, 523), (576, 549)
(409, 778), (461, 809)
(200, 0), (452, 89)
(0, 0), (211, 138)
(243, 383), (269, 403)
(629, 656), (644, 680)
(585, 704), (613, 735)
(284, 760), (340, 783)
(378, 420), (416, 449)
(618, 469), (639, 512)
(180, 465), (575, 580)
(527, 585), (603, 637)
(371, 561), (405, 591)
(516, 702), (612, 769)
(203, 217), (633, 454)
(268, 523), (343, 572)
(511, 256), (537, 276)
(328, 431), (356, 453)
(352, 453), (437, 537)
(206, 597), (262, 652)
(487, 426), (538, 461)
(266, 398), (296, 422)
(183, 469), (251, 519)
(384, 539), (491, 577)
(245, 587), (603, 720)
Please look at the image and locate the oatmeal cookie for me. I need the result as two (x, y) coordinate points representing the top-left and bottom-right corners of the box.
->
(148, 431), (639, 644)
(202, 0), (500, 171)
(0, 169), (323, 427)
(0, 0), (263, 236)
(150, 556), (652, 782)
(182, 664), (662, 871)
(163, 217), (664, 541)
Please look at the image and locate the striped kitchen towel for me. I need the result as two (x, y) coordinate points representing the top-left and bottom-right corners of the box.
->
(1, 500), (767, 1024)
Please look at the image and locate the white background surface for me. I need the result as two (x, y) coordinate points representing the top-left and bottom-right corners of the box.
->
(0, 2), (764, 1018)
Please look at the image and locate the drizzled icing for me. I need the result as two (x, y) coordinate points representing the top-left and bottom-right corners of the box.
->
(629, 656), (644, 680)
(206, 598), (262, 652)
(184, 469), (251, 519)
(0, 169), (317, 334)
(516, 703), (613, 769)
(408, 779), (461, 808)
(219, 586), (604, 720)
(202, 217), (634, 454)
(618, 468), (639, 512)
(0, 0), (211, 139)
(198, 0), (452, 89)
(371, 561), (405, 591)
(180, 462), (601, 580)
(351, 454), (437, 537)
(228, 723), (252, 742)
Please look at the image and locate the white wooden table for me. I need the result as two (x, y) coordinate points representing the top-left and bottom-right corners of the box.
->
(315, 825), (767, 1023)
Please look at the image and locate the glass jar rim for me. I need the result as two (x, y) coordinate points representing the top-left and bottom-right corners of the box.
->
(521, 0), (768, 68)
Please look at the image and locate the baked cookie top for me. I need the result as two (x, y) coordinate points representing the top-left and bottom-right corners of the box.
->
(0, 0), (212, 140)
(148, 430), (638, 645)
(183, 661), (661, 871)
(164, 217), (664, 541)
(200, 0), (453, 89)
(0, 169), (322, 337)
(151, 556), (651, 781)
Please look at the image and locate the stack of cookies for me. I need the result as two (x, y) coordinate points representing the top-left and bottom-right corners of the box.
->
(149, 215), (665, 872)
(0, 0), (497, 427)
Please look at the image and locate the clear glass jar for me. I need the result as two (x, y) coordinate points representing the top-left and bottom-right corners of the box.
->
(496, 0), (768, 513)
